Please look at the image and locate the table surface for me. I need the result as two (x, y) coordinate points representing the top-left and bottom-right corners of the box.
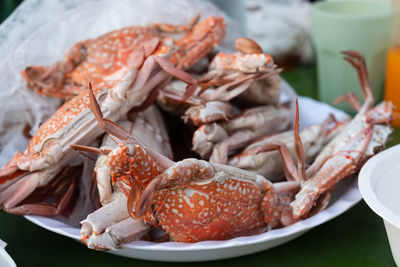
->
(1, 64), (399, 266)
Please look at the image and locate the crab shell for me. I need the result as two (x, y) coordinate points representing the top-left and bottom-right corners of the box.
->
(105, 136), (290, 242)
(107, 144), (164, 198)
(150, 162), (277, 242)
(22, 27), (160, 98)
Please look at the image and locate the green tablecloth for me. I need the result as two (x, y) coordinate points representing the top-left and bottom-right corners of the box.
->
(0, 66), (398, 266)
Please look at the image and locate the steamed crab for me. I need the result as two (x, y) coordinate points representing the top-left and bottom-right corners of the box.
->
(289, 51), (393, 218)
(197, 37), (282, 107)
(0, 12), (393, 252)
(74, 105), (172, 250)
(74, 87), (305, 245)
(0, 16), (225, 215)
(92, 105), (172, 206)
(22, 15), (224, 99)
(76, 51), (393, 247)
(157, 38), (282, 122)
(157, 38), (289, 161)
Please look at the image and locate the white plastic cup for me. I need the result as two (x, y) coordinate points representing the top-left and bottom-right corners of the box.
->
(359, 144), (400, 265)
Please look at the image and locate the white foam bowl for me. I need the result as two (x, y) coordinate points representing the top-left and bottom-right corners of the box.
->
(359, 144), (400, 265)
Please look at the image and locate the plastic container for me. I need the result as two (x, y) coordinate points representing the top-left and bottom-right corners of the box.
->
(359, 145), (400, 265)
(312, 0), (396, 113)
(0, 240), (16, 267)
(384, 47), (400, 127)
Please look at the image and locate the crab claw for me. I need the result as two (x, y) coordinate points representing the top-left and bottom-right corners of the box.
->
(130, 177), (161, 220)
(341, 50), (374, 109)
(173, 16), (226, 69)
(22, 42), (87, 98)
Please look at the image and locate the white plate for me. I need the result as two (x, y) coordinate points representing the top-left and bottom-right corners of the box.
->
(25, 178), (360, 262)
(24, 81), (359, 262)
(3, 0), (358, 262)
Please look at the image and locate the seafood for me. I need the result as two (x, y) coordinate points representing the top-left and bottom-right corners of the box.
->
(93, 105), (172, 206)
(290, 51), (393, 218)
(192, 105), (292, 161)
(80, 194), (150, 250)
(79, 87), (305, 244)
(0, 16), (227, 215)
(197, 38), (281, 106)
(0, 7), (393, 252)
(78, 105), (172, 250)
(157, 38), (281, 124)
(157, 80), (241, 126)
(79, 52), (393, 245)
(156, 38), (289, 163)
(228, 116), (345, 180)
(22, 15), (225, 99)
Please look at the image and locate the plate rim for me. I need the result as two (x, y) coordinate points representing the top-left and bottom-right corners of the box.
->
(24, 175), (361, 253)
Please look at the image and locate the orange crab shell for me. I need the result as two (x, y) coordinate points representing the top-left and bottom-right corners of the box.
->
(23, 16), (226, 99)
(151, 176), (269, 242)
(67, 27), (161, 90)
(107, 145), (278, 242)
(108, 144), (163, 195)
(15, 85), (106, 169)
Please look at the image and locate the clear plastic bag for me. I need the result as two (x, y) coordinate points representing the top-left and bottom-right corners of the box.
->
(0, 0), (242, 165)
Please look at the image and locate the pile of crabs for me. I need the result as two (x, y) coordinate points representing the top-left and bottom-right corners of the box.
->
(0, 16), (393, 250)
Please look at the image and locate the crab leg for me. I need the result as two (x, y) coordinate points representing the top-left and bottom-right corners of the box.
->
(192, 123), (229, 158)
(290, 51), (393, 218)
(81, 195), (130, 240)
(247, 100), (307, 182)
(227, 115), (342, 180)
(172, 17), (226, 69)
(205, 71), (281, 102)
(182, 101), (238, 125)
(333, 92), (362, 112)
(127, 55), (197, 102)
(83, 217), (150, 251)
(22, 41), (87, 98)
(306, 51), (376, 178)
(290, 127), (373, 218)
(87, 85), (174, 170)
(210, 131), (256, 164)
(2, 165), (81, 215)
(208, 105), (292, 164)
(80, 193), (150, 250)
(204, 75), (257, 101)
(0, 175), (29, 204)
